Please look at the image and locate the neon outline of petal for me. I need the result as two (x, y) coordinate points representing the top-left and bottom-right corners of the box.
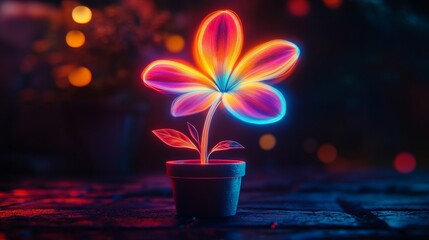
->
(222, 82), (286, 124)
(171, 90), (222, 117)
(228, 40), (300, 89)
(142, 60), (218, 94)
(194, 10), (243, 91)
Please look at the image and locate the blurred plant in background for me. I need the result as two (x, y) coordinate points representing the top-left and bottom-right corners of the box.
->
(0, 0), (186, 175)
(16, 0), (178, 98)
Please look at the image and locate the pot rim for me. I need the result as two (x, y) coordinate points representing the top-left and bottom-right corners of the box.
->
(167, 159), (244, 165)
(166, 159), (245, 178)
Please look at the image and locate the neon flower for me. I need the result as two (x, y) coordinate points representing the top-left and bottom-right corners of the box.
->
(142, 10), (300, 164)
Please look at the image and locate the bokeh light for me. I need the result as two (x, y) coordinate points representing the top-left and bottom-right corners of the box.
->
(68, 66), (92, 87)
(394, 152), (416, 174)
(317, 143), (337, 163)
(323, 0), (343, 9)
(72, 6), (92, 24)
(259, 134), (276, 151)
(286, 0), (310, 17)
(65, 30), (85, 48)
(165, 34), (185, 53)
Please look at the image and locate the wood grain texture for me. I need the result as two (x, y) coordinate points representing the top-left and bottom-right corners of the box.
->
(0, 170), (428, 239)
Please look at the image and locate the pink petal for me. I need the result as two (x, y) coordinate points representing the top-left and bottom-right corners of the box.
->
(222, 83), (286, 124)
(142, 60), (218, 94)
(194, 10), (243, 90)
(229, 40), (299, 88)
(171, 90), (221, 117)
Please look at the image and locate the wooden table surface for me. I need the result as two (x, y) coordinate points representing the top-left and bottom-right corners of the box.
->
(1, 170), (428, 239)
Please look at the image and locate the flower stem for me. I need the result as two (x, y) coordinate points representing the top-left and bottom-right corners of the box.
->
(200, 96), (222, 164)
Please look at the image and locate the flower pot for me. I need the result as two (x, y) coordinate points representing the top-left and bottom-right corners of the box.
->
(166, 159), (246, 217)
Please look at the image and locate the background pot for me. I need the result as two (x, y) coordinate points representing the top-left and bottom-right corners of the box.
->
(166, 160), (246, 217)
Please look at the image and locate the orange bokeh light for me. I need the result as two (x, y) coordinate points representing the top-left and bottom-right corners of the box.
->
(286, 0), (310, 17)
(323, 0), (343, 9)
(394, 152), (416, 174)
(317, 143), (337, 163)
(65, 30), (85, 48)
(165, 34), (185, 53)
(72, 6), (92, 24)
(259, 134), (276, 151)
(68, 66), (92, 87)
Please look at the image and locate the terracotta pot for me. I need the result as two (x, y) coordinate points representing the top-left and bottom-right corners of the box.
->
(166, 159), (246, 217)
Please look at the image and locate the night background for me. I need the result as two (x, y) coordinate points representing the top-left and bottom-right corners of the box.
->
(0, 0), (428, 176)
(1, 0), (429, 239)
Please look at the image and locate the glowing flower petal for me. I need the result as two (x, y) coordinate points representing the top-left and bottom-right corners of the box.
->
(142, 60), (218, 94)
(222, 83), (286, 124)
(229, 40), (299, 88)
(194, 10), (243, 90)
(171, 90), (222, 117)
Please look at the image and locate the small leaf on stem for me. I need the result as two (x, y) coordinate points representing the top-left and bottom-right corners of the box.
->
(187, 122), (200, 144)
(152, 129), (198, 151)
(209, 140), (245, 156)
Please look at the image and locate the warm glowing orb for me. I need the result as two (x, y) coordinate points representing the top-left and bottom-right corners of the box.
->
(323, 0), (343, 9)
(317, 144), (337, 163)
(259, 134), (276, 150)
(65, 30), (85, 48)
(394, 152), (416, 174)
(165, 35), (185, 53)
(287, 0), (310, 17)
(68, 66), (92, 87)
(72, 6), (92, 24)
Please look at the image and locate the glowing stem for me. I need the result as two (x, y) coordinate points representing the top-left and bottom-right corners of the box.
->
(200, 96), (222, 164)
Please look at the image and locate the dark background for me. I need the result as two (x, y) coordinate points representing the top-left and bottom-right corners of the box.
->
(0, 0), (428, 176)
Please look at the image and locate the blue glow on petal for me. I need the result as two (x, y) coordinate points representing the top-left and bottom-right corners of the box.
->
(223, 87), (287, 125)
